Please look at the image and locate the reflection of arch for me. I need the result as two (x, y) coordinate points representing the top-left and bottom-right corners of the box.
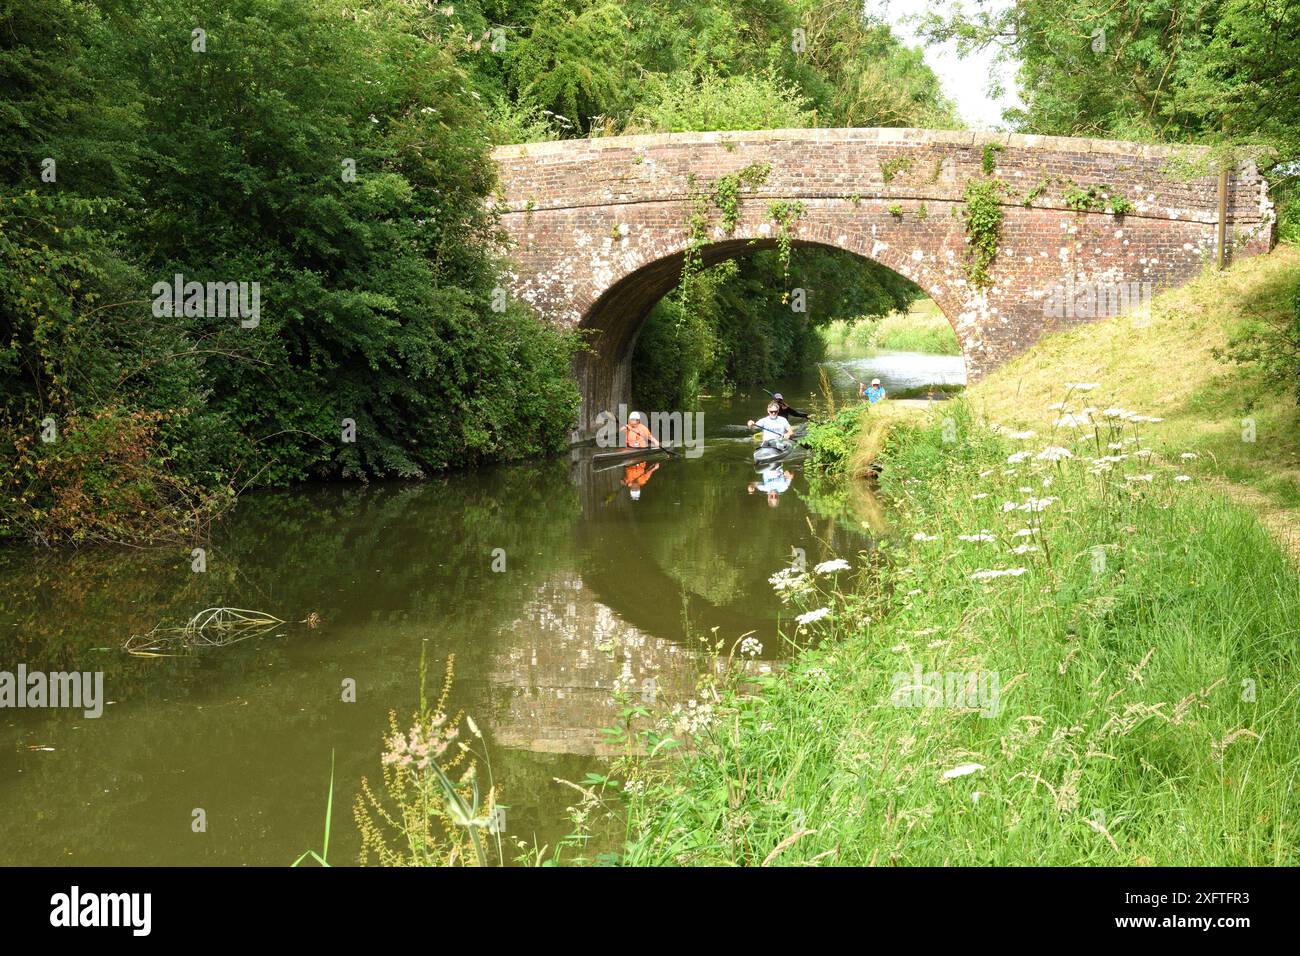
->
(576, 230), (970, 430)
(573, 457), (844, 648)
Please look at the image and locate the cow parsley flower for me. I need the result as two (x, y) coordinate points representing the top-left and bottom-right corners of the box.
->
(796, 607), (831, 626)
(814, 558), (851, 574)
(970, 568), (1028, 581)
(1036, 446), (1073, 461)
(1053, 413), (1091, 428)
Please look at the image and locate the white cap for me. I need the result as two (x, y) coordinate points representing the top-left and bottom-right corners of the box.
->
(629, 411), (641, 421)
(630, 487), (641, 500)
(871, 378), (881, 386)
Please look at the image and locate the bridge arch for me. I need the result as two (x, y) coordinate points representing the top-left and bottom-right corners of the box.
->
(492, 128), (1275, 433)
(574, 229), (968, 425)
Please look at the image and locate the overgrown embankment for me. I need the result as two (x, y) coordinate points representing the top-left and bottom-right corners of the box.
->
(606, 398), (1300, 865)
(820, 300), (962, 358)
(972, 244), (1300, 561)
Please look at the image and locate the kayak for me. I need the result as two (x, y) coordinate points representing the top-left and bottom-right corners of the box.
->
(753, 440), (795, 465)
(591, 444), (673, 466)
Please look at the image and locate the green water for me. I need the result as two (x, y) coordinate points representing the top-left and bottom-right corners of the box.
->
(0, 357), (958, 865)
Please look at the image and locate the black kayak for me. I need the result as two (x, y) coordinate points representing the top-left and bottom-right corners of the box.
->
(591, 444), (673, 466)
(753, 440), (795, 465)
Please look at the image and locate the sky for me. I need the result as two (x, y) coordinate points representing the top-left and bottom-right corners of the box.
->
(876, 0), (1025, 130)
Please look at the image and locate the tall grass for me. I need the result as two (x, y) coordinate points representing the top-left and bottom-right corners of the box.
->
(607, 397), (1300, 865)
(821, 304), (961, 357)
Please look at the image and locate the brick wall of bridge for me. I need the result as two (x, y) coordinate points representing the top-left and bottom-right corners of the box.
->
(491, 128), (1275, 431)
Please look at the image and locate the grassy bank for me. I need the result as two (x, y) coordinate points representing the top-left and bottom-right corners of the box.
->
(972, 244), (1300, 560)
(598, 252), (1300, 866)
(821, 299), (962, 357)
(607, 398), (1300, 865)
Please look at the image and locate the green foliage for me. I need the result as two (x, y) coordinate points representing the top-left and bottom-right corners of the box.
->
(767, 200), (806, 283)
(880, 156), (913, 183)
(0, 0), (579, 544)
(821, 307), (960, 356)
(503, 0), (632, 133)
(713, 163), (772, 234)
(1218, 285), (1300, 405)
(887, 203), (904, 218)
(917, 0), (1300, 239)
(981, 141), (1004, 174)
(625, 70), (814, 133)
(801, 403), (869, 473)
(1108, 194), (1135, 216)
(1062, 181), (1130, 215)
(962, 178), (1006, 289)
(614, 399), (1300, 865)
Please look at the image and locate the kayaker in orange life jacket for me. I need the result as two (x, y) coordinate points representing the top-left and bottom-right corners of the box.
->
(623, 411), (661, 450)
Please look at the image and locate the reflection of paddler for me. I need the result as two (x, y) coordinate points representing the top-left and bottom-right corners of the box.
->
(622, 460), (660, 500)
(747, 467), (794, 507)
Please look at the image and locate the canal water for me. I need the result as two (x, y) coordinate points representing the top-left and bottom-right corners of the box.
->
(0, 353), (962, 865)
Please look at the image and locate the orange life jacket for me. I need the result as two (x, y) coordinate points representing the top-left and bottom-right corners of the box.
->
(623, 421), (653, 448)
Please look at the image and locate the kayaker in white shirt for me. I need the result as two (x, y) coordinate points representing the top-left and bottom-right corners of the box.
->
(748, 401), (793, 444)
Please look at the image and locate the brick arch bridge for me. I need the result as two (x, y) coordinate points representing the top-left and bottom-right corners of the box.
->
(491, 128), (1275, 433)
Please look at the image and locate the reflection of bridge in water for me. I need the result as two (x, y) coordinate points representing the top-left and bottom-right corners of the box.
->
(488, 571), (766, 756)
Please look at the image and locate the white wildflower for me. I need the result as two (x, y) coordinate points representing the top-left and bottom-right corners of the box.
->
(796, 607), (831, 626)
(958, 531), (996, 542)
(1036, 445), (1073, 462)
(1053, 413), (1091, 428)
(1018, 496), (1057, 512)
(912, 531), (939, 542)
(814, 558), (851, 574)
(970, 568), (1028, 581)
(1174, 474), (1192, 482)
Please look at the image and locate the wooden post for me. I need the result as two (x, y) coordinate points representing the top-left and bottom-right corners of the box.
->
(1216, 168), (1229, 269)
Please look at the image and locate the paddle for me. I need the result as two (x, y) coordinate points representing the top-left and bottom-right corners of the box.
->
(748, 420), (793, 444)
